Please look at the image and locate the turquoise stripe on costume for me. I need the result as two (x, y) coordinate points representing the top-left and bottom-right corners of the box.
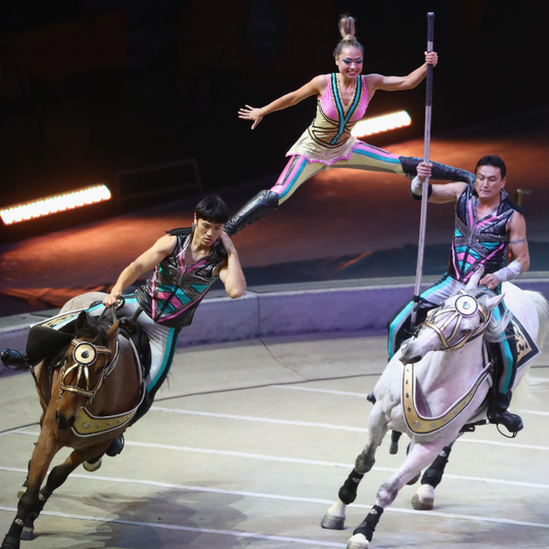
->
(174, 288), (192, 304)
(330, 74), (362, 145)
(454, 245), (467, 254)
(479, 241), (501, 250)
(468, 249), (481, 260)
(492, 306), (514, 393)
(387, 276), (454, 358)
(354, 147), (401, 164)
(147, 326), (177, 393)
(278, 159), (308, 200)
(454, 228), (463, 238)
(190, 283), (209, 294)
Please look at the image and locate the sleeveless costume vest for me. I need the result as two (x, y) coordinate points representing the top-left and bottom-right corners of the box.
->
(135, 228), (227, 329)
(448, 187), (521, 283)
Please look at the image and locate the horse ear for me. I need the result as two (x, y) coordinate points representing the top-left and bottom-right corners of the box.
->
(75, 311), (88, 331)
(484, 292), (505, 311)
(465, 266), (485, 291)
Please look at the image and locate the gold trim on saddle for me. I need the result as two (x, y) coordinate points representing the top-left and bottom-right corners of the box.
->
(402, 361), (491, 435)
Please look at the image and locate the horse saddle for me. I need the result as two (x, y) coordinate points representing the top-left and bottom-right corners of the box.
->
(117, 316), (151, 381)
(25, 310), (152, 382)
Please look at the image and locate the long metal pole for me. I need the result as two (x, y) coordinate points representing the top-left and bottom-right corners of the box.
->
(410, 12), (435, 328)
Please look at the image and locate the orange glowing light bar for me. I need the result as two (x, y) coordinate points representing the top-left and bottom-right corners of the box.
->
(0, 184), (112, 225)
(351, 110), (411, 138)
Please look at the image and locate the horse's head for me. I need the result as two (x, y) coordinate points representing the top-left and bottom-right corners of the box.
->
(55, 311), (119, 431)
(400, 273), (504, 364)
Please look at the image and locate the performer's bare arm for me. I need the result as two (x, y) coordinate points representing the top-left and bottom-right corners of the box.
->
(414, 161), (466, 204)
(103, 235), (176, 308)
(239, 75), (329, 130)
(480, 213), (530, 289)
(365, 51), (437, 99)
(217, 233), (247, 298)
(507, 213), (530, 273)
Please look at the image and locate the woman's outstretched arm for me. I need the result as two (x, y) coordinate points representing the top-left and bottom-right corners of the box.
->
(238, 74), (328, 129)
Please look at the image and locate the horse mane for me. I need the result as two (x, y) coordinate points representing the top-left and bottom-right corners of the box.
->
(75, 314), (110, 345)
(470, 288), (511, 343)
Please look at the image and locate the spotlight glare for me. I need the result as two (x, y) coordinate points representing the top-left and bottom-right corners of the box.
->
(1, 185), (112, 225)
(351, 110), (412, 138)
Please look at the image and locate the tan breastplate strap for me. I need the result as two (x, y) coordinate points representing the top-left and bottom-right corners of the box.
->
(402, 361), (491, 435)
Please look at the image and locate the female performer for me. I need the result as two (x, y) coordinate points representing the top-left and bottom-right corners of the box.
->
(225, 14), (473, 236)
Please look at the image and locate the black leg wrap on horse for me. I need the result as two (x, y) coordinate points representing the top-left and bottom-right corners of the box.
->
(5, 516), (25, 542)
(421, 445), (452, 488)
(353, 505), (384, 542)
(338, 468), (364, 505)
(389, 430), (402, 455)
(399, 156), (475, 186)
(1, 535), (21, 549)
(223, 190), (279, 237)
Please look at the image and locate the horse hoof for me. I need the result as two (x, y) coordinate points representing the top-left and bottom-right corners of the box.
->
(411, 484), (435, 510)
(406, 471), (421, 485)
(20, 527), (34, 541)
(321, 511), (345, 530)
(346, 533), (370, 549)
(83, 458), (102, 472)
(1, 535), (21, 549)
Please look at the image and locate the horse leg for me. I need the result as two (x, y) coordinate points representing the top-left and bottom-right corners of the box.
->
(321, 403), (388, 531)
(1, 428), (61, 549)
(412, 442), (454, 511)
(19, 442), (110, 541)
(346, 440), (445, 549)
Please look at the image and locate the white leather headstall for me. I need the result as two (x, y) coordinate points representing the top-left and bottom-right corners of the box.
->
(421, 290), (492, 351)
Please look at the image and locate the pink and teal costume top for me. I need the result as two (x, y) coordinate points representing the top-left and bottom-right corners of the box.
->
(448, 187), (520, 283)
(135, 227), (227, 329)
(287, 73), (369, 165)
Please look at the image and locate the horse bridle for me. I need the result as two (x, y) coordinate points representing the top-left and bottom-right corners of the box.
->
(59, 336), (119, 403)
(421, 290), (492, 351)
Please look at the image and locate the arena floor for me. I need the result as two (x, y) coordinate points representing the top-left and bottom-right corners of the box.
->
(1, 332), (548, 549)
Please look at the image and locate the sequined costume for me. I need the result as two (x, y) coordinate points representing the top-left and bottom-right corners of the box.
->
(388, 187), (539, 394)
(449, 186), (517, 283)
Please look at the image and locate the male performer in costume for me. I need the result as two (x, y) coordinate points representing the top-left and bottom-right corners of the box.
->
(2, 195), (247, 453)
(387, 155), (535, 433)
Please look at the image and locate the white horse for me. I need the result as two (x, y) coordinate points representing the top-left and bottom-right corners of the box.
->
(321, 268), (549, 549)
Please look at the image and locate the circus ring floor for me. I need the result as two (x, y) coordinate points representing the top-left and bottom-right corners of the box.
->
(1, 326), (548, 549)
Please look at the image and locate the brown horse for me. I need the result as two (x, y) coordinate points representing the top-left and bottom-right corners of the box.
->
(1, 309), (143, 549)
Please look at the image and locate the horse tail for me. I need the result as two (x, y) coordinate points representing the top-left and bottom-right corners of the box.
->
(510, 290), (549, 413)
(528, 290), (549, 349)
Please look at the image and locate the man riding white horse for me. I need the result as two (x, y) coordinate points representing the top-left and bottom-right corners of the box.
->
(387, 155), (535, 433)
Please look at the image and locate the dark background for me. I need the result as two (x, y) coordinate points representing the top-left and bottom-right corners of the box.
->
(0, 0), (548, 233)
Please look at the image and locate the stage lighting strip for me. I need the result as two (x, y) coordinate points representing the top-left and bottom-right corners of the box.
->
(351, 110), (411, 138)
(0, 185), (112, 225)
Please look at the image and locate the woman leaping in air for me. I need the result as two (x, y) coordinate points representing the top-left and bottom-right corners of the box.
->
(225, 14), (473, 236)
